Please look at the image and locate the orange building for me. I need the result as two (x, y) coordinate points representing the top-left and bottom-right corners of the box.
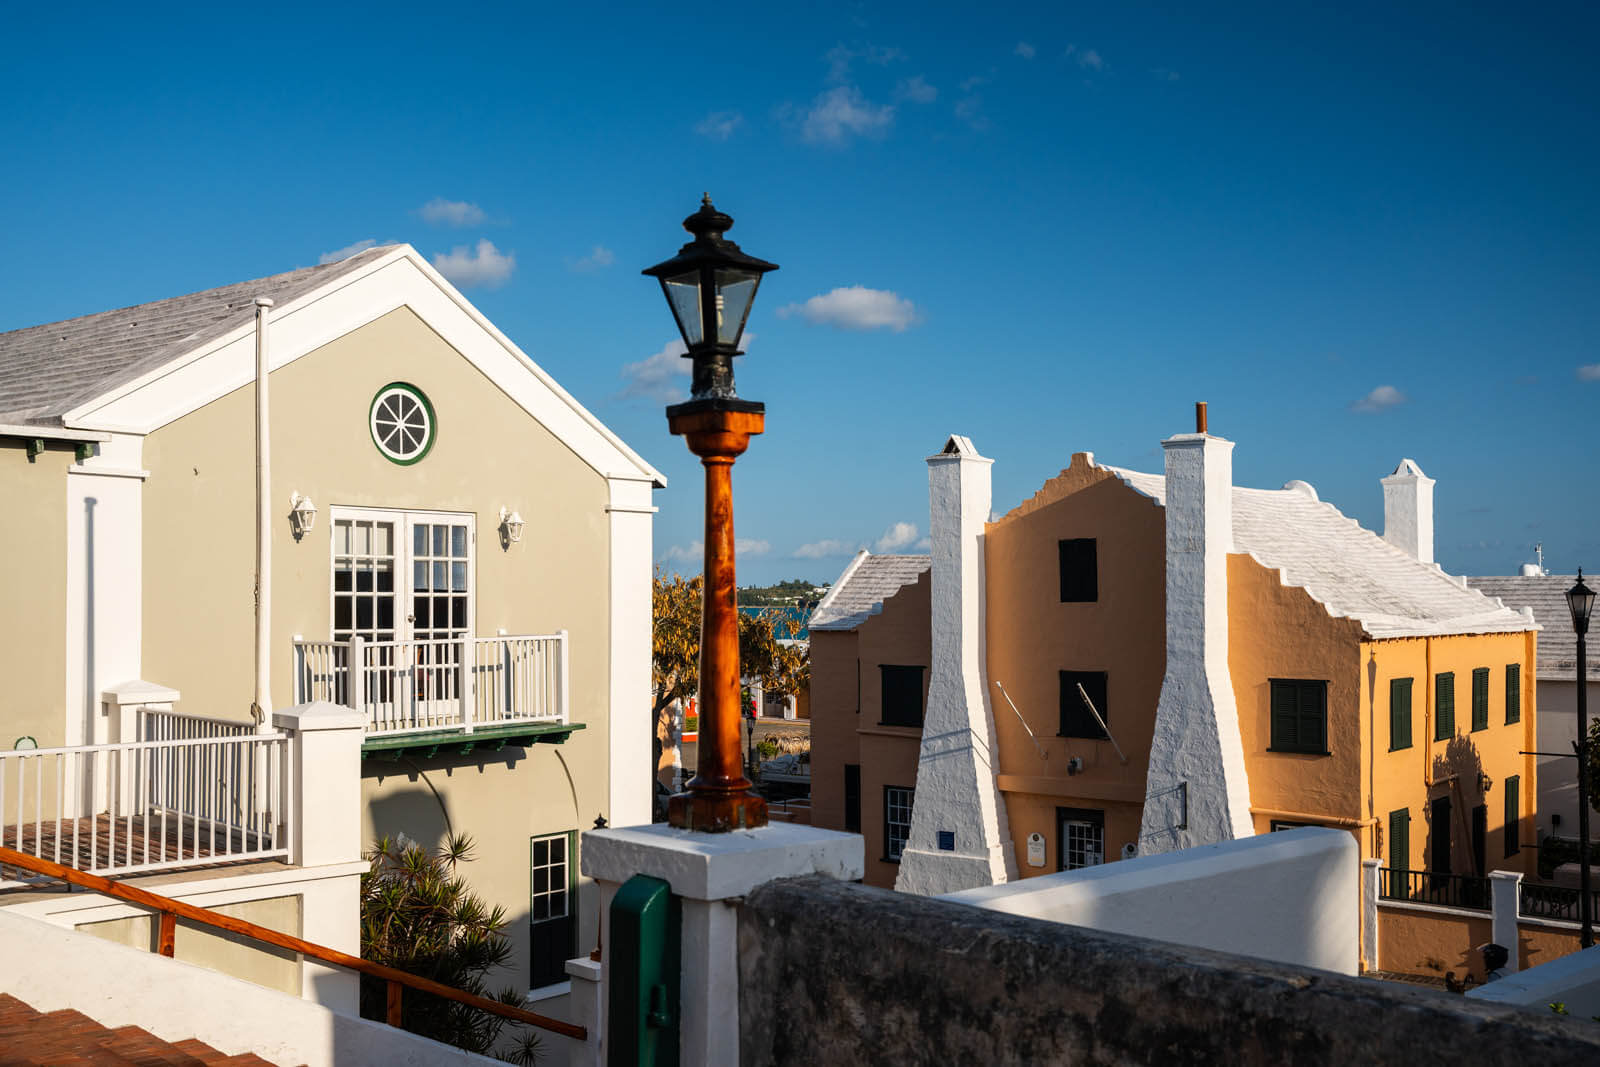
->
(810, 426), (1538, 899)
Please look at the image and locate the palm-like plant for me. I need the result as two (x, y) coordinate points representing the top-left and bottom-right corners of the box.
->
(360, 833), (542, 1064)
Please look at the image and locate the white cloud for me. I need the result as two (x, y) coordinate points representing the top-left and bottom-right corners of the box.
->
(1578, 363), (1600, 382)
(739, 539), (771, 556)
(959, 75), (988, 92)
(1351, 385), (1407, 413)
(874, 522), (920, 552)
(794, 539), (862, 559)
(1015, 42), (1036, 59)
(420, 198), (487, 227)
(618, 338), (689, 402)
(895, 75), (937, 103)
(824, 43), (903, 84)
(571, 245), (616, 272)
(801, 86), (895, 145)
(432, 239), (515, 288)
(1067, 45), (1105, 71)
(662, 537), (769, 562)
(318, 239), (377, 265)
(663, 540), (702, 562)
(777, 286), (919, 331)
(695, 111), (744, 140)
(955, 96), (989, 131)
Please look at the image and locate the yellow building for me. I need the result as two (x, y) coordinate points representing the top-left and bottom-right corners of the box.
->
(811, 428), (1538, 905)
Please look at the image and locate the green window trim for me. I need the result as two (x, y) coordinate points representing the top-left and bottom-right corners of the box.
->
(1505, 663), (1522, 724)
(1389, 677), (1413, 751)
(369, 382), (438, 466)
(1504, 775), (1521, 857)
(1471, 668), (1489, 732)
(1434, 672), (1455, 741)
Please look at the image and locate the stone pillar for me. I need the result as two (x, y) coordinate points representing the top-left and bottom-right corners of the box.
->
(1490, 869), (1523, 973)
(98, 681), (181, 815)
(564, 956), (604, 1067)
(582, 822), (863, 1064)
(1361, 859), (1381, 973)
(1139, 430), (1254, 854)
(897, 435), (1016, 896)
(1381, 459), (1435, 564)
(272, 702), (365, 868)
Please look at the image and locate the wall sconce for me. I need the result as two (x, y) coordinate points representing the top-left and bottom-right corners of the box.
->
(289, 492), (318, 539)
(499, 506), (525, 548)
(1478, 771), (1493, 795)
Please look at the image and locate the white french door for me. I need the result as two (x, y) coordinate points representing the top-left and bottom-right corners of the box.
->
(331, 508), (474, 728)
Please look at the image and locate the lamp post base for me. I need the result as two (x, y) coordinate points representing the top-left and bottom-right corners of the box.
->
(667, 787), (769, 833)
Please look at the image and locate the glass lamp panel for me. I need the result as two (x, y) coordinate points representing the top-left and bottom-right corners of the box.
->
(1569, 580), (1596, 631)
(714, 269), (761, 346)
(663, 272), (704, 346)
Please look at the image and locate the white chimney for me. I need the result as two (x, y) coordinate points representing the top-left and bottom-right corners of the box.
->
(896, 435), (1017, 895)
(1381, 459), (1434, 563)
(1138, 419), (1254, 855)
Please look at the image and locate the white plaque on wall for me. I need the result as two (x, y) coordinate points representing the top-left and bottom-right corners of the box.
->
(1026, 832), (1046, 868)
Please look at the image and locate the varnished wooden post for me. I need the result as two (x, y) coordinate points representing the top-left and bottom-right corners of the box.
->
(387, 979), (403, 1026)
(157, 911), (176, 957)
(666, 406), (768, 832)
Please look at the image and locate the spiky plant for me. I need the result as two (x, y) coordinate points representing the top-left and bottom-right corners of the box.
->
(360, 833), (542, 1063)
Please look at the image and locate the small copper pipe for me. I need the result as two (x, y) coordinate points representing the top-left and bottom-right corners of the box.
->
(1196, 401), (1208, 434)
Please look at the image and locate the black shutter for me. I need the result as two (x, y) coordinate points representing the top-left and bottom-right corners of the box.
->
(1471, 668), (1489, 732)
(1504, 775), (1520, 856)
(1390, 808), (1410, 877)
(844, 764), (861, 833)
(1506, 664), (1521, 724)
(1271, 681), (1298, 749)
(1435, 673), (1454, 740)
(1298, 682), (1326, 753)
(1390, 678), (1412, 750)
(1058, 539), (1098, 602)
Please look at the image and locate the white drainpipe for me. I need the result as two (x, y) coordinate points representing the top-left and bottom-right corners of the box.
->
(253, 297), (274, 730)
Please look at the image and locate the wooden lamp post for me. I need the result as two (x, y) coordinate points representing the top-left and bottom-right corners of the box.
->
(645, 195), (778, 832)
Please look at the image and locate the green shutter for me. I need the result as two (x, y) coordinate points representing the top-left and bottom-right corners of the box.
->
(1504, 775), (1521, 857)
(1389, 678), (1413, 751)
(1471, 668), (1489, 732)
(1506, 664), (1521, 724)
(1435, 673), (1455, 740)
(1390, 808), (1410, 877)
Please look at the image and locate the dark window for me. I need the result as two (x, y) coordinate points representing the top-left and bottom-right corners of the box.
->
(1429, 795), (1451, 876)
(1472, 805), (1487, 877)
(1471, 668), (1489, 732)
(1434, 673), (1455, 740)
(1269, 679), (1328, 754)
(1389, 808), (1410, 875)
(530, 831), (575, 989)
(855, 659), (861, 714)
(879, 665), (925, 728)
(1059, 671), (1109, 739)
(1504, 775), (1521, 857)
(1389, 678), (1413, 751)
(1057, 808), (1105, 870)
(1505, 664), (1521, 725)
(884, 785), (914, 862)
(843, 764), (861, 833)
(1269, 820), (1312, 832)
(1058, 539), (1098, 602)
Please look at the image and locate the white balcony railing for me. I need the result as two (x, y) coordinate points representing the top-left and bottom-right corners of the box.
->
(292, 632), (569, 737)
(0, 730), (288, 887)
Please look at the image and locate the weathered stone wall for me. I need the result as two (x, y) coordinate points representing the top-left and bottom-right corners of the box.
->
(739, 875), (1600, 1066)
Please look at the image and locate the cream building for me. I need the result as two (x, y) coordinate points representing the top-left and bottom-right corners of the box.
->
(0, 244), (663, 1012)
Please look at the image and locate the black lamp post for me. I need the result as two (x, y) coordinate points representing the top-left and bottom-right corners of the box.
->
(644, 196), (779, 832)
(1568, 569), (1596, 948)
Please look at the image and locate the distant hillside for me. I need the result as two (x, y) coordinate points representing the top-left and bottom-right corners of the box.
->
(739, 578), (828, 608)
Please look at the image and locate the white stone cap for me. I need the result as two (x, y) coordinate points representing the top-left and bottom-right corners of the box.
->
(272, 701), (367, 732)
(926, 434), (992, 464)
(565, 956), (601, 982)
(1161, 431), (1234, 448)
(100, 680), (181, 706)
(1382, 458), (1433, 482)
(581, 822), (864, 902)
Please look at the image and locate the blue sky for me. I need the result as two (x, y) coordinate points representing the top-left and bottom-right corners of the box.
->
(4, 2), (1596, 587)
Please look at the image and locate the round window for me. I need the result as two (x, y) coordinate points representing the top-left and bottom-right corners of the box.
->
(369, 383), (436, 465)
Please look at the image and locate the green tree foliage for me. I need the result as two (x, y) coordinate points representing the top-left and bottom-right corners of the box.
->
(360, 833), (542, 1064)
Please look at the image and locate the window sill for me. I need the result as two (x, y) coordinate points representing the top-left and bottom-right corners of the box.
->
(881, 855), (903, 864)
(1388, 744), (1412, 753)
(525, 980), (571, 1003)
(1266, 747), (1331, 757)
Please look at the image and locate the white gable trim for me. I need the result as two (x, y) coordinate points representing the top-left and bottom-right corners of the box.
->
(60, 246), (665, 488)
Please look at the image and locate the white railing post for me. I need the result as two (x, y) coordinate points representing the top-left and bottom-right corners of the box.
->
(348, 636), (366, 724)
(559, 629), (570, 725)
(1490, 870), (1523, 974)
(1361, 858), (1380, 974)
(292, 636), (305, 705)
(460, 634), (474, 733)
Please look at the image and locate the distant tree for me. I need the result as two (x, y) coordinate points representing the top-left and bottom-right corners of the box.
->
(360, 833), (543, 1064)
(653, 572), (811, 802)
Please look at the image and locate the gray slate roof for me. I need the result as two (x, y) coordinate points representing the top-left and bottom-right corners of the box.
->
(0, 246), (397, 426)
(1466, 575), (1597, 680)
(1105, 464), (1534, 641)
(809, 551), (930, 631)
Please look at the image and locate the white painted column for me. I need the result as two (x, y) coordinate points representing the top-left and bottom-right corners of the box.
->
(897, 435), (1016, 896)
(272, 702), (366, 868)
(564, 956), (605, 1067)
(1139, 431), (1254, 854)
(606, 476), (659, 828)
(1361, 858), (1381, 973)
(582, 822), (863, 1065)
(1490, 869), (1523, 973)
(1381, 459), (1435, 563)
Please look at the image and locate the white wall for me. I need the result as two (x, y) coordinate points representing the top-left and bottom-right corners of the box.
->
(1468, 943), (1600, 1017)
(945, 827), (1358, 974)
(1537, 678), (1600, 840)
(0, 906), (501, 1067)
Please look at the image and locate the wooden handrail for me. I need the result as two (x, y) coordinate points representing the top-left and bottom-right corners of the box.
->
(0, 845), (585, 1041)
